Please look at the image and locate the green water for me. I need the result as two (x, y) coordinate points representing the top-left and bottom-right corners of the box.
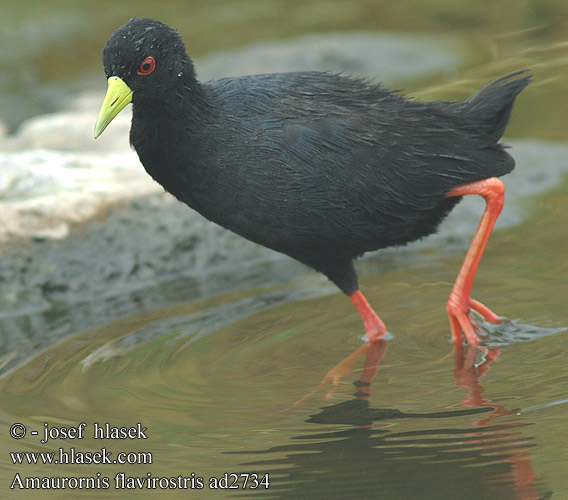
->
(1, 1), (567, 499)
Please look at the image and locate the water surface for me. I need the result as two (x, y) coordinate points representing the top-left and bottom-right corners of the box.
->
(1, 1), (567, 498)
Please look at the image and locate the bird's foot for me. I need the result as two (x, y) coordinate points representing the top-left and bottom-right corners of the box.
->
(447, 294), (502, 347)
(349, 290), (388, 342)
(363, 319), (388, 343)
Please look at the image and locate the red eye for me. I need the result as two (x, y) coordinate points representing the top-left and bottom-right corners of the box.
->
(137, 56), (155, 75)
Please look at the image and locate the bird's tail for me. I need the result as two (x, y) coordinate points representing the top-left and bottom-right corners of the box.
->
(462, 70), (531, 142)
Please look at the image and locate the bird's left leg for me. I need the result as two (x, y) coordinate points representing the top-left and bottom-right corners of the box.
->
(349, 289), (387, 342)
(318, 258), (387, 342)
(446, 177), (504, 346)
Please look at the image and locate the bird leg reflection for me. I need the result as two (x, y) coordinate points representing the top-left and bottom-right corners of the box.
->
(453, 342), (517, 425)
(288, 339), (387, 409)
(453, 343), (541, 497)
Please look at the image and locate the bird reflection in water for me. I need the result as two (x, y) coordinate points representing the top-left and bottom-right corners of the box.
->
(238, 340), (550, 500)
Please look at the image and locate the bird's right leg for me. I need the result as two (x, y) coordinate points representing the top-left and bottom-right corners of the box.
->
(446, 177), (505, 346)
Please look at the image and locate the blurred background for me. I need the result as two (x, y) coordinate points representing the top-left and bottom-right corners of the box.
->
(1, 0), (568, 136)
(1, 1), (567, 499)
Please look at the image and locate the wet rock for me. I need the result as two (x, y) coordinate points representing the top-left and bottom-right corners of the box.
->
(0, 149), (157, 243)
(2, 108), (131, 153)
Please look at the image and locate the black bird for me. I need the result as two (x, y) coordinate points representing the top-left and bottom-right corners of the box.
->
(95, 18), (530, 347)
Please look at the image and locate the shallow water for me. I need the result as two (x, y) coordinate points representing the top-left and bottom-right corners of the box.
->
(2, 1), (568, 499)
(1, 182), (566, 498)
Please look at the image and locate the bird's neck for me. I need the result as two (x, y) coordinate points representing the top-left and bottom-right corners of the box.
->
(133, 72), (211, 121)
(129, 80), (216, 208)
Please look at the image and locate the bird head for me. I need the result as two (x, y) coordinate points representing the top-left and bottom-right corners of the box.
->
(94, 17), (194, 138)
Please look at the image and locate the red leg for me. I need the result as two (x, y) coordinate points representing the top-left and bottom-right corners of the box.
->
(349, 289), (387, 341)
(446, 177), (505, 346)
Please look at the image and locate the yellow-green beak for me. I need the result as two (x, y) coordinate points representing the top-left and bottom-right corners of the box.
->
(94, 76), (133, 139)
